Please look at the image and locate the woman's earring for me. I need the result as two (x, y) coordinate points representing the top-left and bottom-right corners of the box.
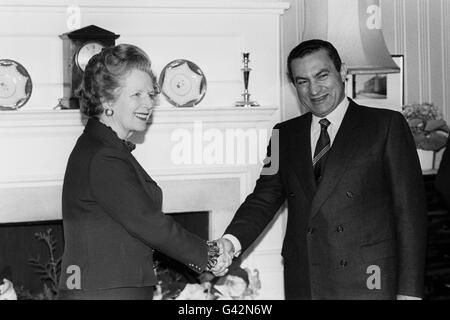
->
(105, 108), (114, 117)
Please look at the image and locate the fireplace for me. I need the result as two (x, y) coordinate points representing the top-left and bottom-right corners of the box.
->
(0, 1), (289, 299)
(0, 211), (209, 297)
(0, 108), (287, 299)
(0, 220), (64, 296)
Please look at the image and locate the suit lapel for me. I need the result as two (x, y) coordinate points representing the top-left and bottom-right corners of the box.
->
(289, 113), (317, 201)
(310, 101), (364, 220)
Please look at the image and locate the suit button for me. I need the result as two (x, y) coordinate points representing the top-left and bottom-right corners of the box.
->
(307, 227), (315, 234)
(336, 225), (344, 233)
(289, 192), (295, 198)
(346, 191), (354, 198)
(340, 259), (348, 267)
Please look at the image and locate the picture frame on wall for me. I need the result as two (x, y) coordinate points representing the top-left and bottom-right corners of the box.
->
(346, 55), (404, 111)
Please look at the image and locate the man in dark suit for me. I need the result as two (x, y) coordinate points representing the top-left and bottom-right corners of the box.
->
(215, 40), (427, 299)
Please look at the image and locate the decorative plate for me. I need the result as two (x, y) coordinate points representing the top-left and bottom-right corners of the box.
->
(159, 59), (206, 107)
(0, 59), (32, 110)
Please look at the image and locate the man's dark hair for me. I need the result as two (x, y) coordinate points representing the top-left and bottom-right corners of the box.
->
(287, 39), (342, 82)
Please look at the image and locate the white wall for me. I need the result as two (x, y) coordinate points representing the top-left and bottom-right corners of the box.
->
(381, 0), (450, 123)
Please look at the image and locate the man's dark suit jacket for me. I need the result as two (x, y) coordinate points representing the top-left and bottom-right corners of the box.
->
(436, 138), (450, 209)
(58, 118), (207, 292)
(225, 99), (428, 299)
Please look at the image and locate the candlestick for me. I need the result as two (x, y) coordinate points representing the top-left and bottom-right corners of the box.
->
(235, 52), (259, 107)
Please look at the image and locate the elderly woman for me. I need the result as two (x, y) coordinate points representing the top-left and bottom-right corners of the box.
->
(57, 44), (220, 299)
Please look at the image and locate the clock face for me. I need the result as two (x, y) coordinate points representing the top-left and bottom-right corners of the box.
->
(76, 41), (105, 72)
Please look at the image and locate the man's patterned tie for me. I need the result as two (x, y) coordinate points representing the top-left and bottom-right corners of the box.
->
(313, 118), (331, 182)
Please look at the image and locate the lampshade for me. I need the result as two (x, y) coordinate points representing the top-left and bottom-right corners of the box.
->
(303, 0), (400, 74)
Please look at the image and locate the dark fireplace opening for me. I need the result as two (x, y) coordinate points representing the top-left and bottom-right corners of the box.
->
(0, 211), (209, 299)
(0, 220), (64, 297)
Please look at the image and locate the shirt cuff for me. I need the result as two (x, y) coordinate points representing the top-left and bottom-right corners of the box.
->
(222, 234), (242, 257)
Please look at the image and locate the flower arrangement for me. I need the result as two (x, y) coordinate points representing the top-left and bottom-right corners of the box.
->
(8, 230), (261, 300)
(401, 103), (449, 151)
(209, 267), (261, 300)
(153, 263), (261, 300)
(0, 279), (17, 300)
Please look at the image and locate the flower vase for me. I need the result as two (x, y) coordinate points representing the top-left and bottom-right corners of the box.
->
(417, 149), (434, 171)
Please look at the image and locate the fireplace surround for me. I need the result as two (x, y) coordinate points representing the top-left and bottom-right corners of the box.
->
(0, 212), (209, 296)
(0, 107), (287, 299)
(0, 1), (290, 299)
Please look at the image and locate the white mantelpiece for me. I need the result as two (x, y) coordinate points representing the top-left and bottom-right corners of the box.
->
(0, 1), (289, 299)
(0, 107), (279, 128)
(0, 107), (286, 299)
(0, 107), (280, 187)
(0, 1), (289, 111)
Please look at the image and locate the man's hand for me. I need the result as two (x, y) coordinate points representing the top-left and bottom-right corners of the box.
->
(209, 238), (235, 277)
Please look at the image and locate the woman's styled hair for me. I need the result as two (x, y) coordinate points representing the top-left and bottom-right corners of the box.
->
(287, 39), (342, 83)
(77, 43), (157, 117)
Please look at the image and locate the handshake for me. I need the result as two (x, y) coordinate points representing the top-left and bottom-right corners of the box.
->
(205, 238), (236, 277)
